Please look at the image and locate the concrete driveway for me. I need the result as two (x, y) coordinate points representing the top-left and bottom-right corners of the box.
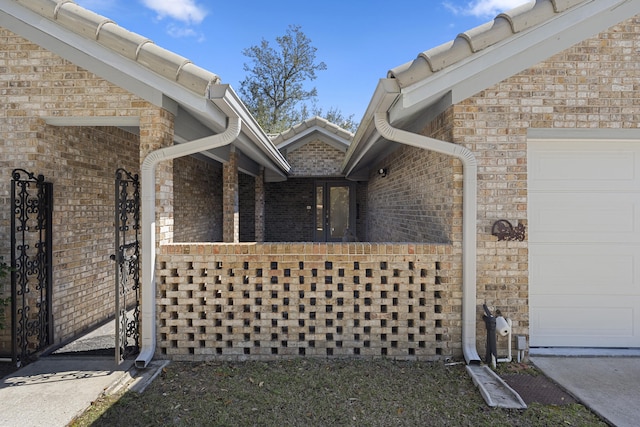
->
(530, 356), (640, 427)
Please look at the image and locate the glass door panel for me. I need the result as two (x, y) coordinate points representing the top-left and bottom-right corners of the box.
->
(315, 182), (354, 242)
(316, 185), (324, 237)
(329, 186), (349, 240)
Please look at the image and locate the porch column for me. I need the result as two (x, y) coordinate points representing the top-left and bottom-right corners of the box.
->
(223, 148), (239, 242)
(255, 167), (265, 242)
(140, 107), (175, 246)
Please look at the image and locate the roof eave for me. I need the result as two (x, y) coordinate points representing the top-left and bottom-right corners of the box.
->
(1, 0), (290, 179)
(345, 0), (640, 178)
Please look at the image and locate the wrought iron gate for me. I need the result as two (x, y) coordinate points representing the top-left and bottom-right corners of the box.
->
(11, 169), (53, 367)
(112, 168), (141, 363)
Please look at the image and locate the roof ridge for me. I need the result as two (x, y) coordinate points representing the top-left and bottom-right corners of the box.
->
(16, 0), (221, 96)
(270, 115), (354, 145)
(388, 0), (585, 87)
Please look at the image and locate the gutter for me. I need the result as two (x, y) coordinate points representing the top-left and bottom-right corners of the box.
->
(136, 94), (241, 369)
(345, 80), (481, 364)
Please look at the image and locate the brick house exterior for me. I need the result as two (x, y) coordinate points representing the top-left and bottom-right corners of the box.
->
(346, 0), (640, 362)
(1, 0), (639, 367)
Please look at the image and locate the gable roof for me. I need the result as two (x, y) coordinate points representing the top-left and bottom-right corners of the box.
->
(271, 116), (353, 153)
(343, 0), (640, 179)
(0, 0), (290, 180)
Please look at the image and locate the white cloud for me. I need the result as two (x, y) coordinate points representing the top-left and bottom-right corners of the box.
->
(167, 24), (206, 42)
(444, 0), (532, 18)
(140, 0), (208, 25)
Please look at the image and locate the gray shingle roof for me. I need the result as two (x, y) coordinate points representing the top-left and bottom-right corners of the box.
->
(388, 0), (584, 89)
(17, 0), (220, 96)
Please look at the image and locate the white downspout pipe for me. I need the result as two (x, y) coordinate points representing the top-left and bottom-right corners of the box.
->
(374, 112), (481, 364)
(136, 115), (241, 368)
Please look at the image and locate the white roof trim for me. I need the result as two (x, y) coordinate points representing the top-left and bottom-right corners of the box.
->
(277, 127), (351, 152)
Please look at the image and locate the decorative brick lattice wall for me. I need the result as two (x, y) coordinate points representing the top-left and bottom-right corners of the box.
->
(157, 243), (460, 361)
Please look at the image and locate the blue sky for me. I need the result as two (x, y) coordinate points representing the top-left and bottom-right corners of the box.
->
(75, 0), (530, 122)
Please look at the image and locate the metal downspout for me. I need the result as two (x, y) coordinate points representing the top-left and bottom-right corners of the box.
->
(373, 112), (481, 364)
(136, 115), (241, 368)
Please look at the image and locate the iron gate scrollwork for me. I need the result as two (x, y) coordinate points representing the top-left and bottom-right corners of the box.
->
(112, 168), (140, 363)
(11, 169), (53, 367)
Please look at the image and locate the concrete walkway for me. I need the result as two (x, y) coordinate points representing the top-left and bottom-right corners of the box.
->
(531, 356), (640, 427)
(0, 318), (166, 427)
(0, 357), (134, 426)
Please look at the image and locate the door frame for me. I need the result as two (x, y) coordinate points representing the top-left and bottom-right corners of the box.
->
(314, 180), (356, 242)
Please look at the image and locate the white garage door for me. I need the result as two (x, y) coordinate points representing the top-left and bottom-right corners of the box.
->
(529, 139), (640, 348)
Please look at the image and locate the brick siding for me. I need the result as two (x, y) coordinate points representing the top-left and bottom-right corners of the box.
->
(174, 156), (222, 242)
(0, 28), (171, 348)
(265, 179), (315, 242)
(239, 173), (256, 242)
(284, 139), (346, 177)
(367, 17), (640, 348)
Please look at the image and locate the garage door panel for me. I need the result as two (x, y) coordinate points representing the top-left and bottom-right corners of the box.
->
(529, 142), (640, 192)
(529, 193), (640, 243)
(529, 138), (640, 348)
(530, 244), (639, 295)
(530, 296), (640, 347)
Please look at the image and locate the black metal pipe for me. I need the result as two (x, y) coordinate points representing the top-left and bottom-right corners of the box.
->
(482, 303), (497, 365)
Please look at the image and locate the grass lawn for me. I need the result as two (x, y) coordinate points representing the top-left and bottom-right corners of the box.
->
(70, 358), (607, 426)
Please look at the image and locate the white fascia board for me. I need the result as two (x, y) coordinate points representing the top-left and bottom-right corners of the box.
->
(392, 0), (640, 123)
(209, 85), (291, 175)
(342, 79), (401, 176)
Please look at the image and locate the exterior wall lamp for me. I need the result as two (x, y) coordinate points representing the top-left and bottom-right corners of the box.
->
(378, 168), (388, 177)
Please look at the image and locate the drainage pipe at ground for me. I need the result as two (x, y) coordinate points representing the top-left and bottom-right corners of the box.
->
(136, 114), (241, 369)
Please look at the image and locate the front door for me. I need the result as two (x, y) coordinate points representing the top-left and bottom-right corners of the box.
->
(315, 182), (355, 242)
